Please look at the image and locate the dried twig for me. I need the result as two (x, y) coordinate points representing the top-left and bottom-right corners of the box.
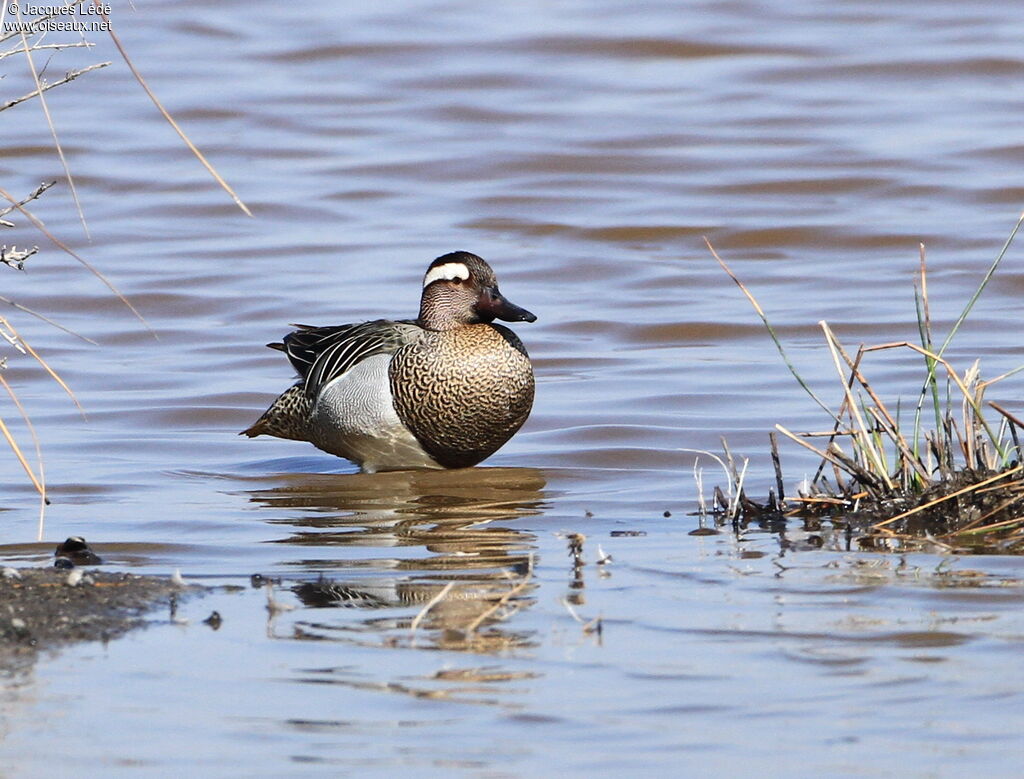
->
(0, 181), (55, 223)
(0, 61), (110, 113)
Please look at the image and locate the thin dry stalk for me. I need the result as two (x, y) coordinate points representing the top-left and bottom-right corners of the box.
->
(693, 460), (707, 517)
(1, 316), (84, 415)
(952, 515), (1024, 537)
(408, 580), (457, 635)
(809, 347), (864, 487)
(13, 4), (90, 237)
(820, 322), (892, 489)
(465, 554), (534, 633)
(865, 406), (931, 483)
(863, 341), (1006, 462)
(0, 294), (96, 343)
(989, 401), (1024, 430)
(775, 424), (881, 492)
(832, 341), (902, 444)
(0, 187), (153, 332)
(92, 0), (252, 218)
(0, 373), (47, 537)
(0, 413), (43, 496)
(775, 424), (843, 469)
(978, 364), (1024, 392)
(721, 436), (739, 494)
(730, 457), (749, 520)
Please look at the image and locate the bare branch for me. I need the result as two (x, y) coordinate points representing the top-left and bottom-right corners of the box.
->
(0, 180), (55, 222)
(0, 61), (110, 113)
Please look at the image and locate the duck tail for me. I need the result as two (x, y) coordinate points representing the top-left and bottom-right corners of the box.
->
(241, 384), (312, 441)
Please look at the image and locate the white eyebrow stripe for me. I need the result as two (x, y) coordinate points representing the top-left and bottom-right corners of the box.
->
(423, 262), (470, 287)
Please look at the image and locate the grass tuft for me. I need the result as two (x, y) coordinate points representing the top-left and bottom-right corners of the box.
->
(704, 215), (1024, 555)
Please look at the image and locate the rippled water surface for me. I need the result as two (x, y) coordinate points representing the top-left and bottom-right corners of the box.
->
(2, 0), (1024, 774)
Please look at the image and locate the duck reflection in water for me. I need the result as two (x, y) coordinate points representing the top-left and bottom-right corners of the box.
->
(248, 466), (546, 653)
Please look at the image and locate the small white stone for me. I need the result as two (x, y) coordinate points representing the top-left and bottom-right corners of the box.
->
(65, 568), (85, 587)
(1, 567), (22, 580)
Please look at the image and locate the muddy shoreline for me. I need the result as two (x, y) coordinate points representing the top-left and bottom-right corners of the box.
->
(0, 568), (203, 674)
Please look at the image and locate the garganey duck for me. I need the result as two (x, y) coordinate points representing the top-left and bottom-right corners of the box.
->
(243, 251), (536, 473)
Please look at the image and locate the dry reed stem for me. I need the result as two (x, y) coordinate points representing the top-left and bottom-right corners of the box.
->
(408, 580), (456, 636)
(92, 0), (252, 218)
(0, 413), (43, 495)
(776, 423), (883, 492)
(0, 61), (110, 113)
(872, 466), (1023, 529)
(832, 340), (904, 450)
(863, 340), (1005, 461)
(978, 364), (1024, 392)
(0, 294), (96, 343)
(0, 187), (152, 332)
(0, 316), (83, 415)
(13, 4), (90, 237)
(954, 516), (1024, 537)
(789, 496), (849, 506)
(820, 322), (892, 488)
(465, 555), (534, 633)
(0, 373), (47, 537)
(988, 401), (1024, 428)
(731, 457), (749, 519)
(865, 406), (932, 483)
(775, 424), (848, 473)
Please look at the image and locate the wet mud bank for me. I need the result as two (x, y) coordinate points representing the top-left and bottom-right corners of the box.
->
(0, 568), (204, 673)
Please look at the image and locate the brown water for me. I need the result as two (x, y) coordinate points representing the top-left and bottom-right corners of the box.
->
(1, 0), (1024, 774)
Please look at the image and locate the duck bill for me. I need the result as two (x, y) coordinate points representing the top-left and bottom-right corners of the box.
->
(477, 287), (537, 323)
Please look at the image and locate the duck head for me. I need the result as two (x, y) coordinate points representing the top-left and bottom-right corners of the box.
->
(419, 251), (537, 330)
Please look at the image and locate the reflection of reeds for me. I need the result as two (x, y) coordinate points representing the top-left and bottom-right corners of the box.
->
(706, 213), (1024, 555)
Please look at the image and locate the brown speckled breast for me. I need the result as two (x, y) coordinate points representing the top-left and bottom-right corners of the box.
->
(388, 324), (534, 468)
